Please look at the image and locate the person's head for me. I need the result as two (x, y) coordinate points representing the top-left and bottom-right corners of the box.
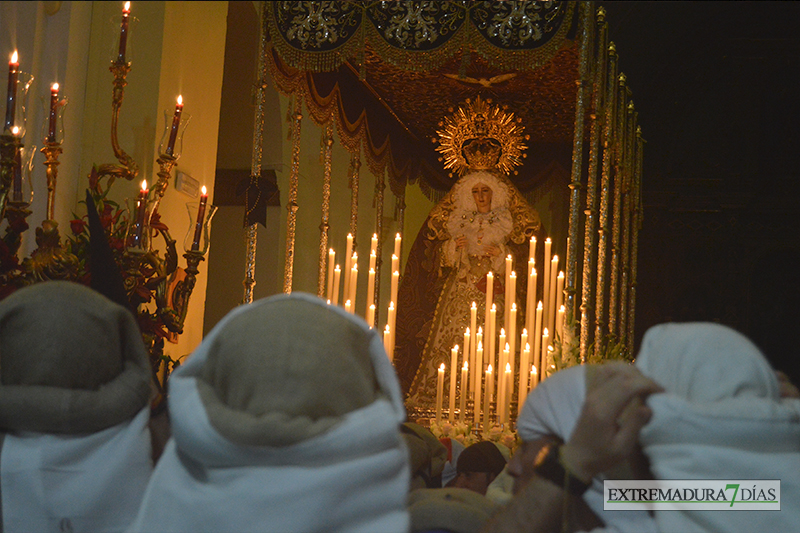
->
(472, 182), (493, 213)
(453, 441), (507, 495)
(453, 170), (509, 214)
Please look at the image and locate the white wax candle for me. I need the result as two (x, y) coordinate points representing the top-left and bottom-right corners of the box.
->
(533, 301), (543, 378)
(332, 265), (341, 306)
(349, 264), (358, 313)
(344, 234), (353, 301)
(541, 328), (550, 381)
(460, 361), (468, 422)
(530, 364), (538, 390)
(519, 342), (531, 412)
(547, 255), (558, 337)
(366, 267), (376, 319)
(509, 303), (517, 373)
(504, 255), (513, 332)
(474, 341), (483, 425)
(470, 302), (478, 394)
(542, 238), (552, 335)
(367, 304), (375, 329)
(463, 328), (471, 399)
(449, 345), (459, 422)
(485, 272), (493, 360)
(436, 363), (445, 423)
(327, 248), (336, 300)
(384, 325), (392, 358)
(529, 235), (537, 263)
(371, 233), (378, 255)
(526, 262), (536, 342)
(498, 328), (506, 369)
(394, 233), (402, 263)
(369, 250), (377, 273)
(484, 365), (493, 429)
(503, 362), (512, 425)
(391, 254), (399, 278)
(498, 344), (509, 425)
(344, 299), (351, 313)
(387, 302), (396, 360)
(489, 304), (496, 372)
(391, 270), (400, 309)
(556, 305), (566, 346)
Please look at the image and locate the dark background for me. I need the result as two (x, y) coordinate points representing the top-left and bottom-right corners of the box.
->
(599, 1), (800, 382)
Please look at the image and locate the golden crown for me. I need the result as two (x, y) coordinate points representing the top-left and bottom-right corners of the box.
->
(434, 96), (528, 176)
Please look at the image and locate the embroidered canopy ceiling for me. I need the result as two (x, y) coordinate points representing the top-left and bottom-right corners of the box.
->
(265, 1), (582, 199)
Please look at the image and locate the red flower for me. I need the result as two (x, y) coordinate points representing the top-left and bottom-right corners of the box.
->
(70, 218), (87, 235)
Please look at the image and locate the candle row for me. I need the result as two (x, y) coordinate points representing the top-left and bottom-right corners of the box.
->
(326, 232), (402, 360)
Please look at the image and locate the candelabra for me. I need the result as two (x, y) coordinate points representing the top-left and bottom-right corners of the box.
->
(0, 6), (215, 403)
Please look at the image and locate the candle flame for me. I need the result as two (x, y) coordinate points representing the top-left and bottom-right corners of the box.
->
(537, 301), (543, 310)
(543, 328), (549, 336)
(369, 304), (375, 310)
(389, 301), (395, 310)
(11, 126), (19, 135)
(558, 271), (564, 278)
(369, 267), (375, 274)
(511, 303), (517, 310)
(478, 326), (482, 334)
(505, 363), (511, 372)
(559, 305), (565, 312)
(491, 303), (496, 311)
(531, 236), (536, 243)
(123, 1), (130, 12)
(463, 361), (469, 370)
(396, 233), (401, 239)
(487, 364), (493, 373)
(11, 51), (18, 64)
(531, 365), (537, 375)
(471, 301), (477, 309)
(505, 342), (510, 351)
(52, 82), (59, 91)
(177, 95), (183, 105)
(500, 328), (505, 335)
(439, 363), (445, 372)
(545, 237), (551, 243)
(453, 344), (459, 351)
(552, 255), (558, 262)
(477, 341), (483, 350)
(334, 264), (340, 271)
(141, 179), (147, 191)
(201, 185), (207, 196)
(522, 328), (528, 335)
(525, 342), (530, 351)
(465, 327), (470, 335)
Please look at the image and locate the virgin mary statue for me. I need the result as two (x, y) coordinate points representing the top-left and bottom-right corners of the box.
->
(394, 97), (544, 412)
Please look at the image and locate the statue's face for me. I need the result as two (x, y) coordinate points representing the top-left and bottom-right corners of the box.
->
(472, 182), (493, 213)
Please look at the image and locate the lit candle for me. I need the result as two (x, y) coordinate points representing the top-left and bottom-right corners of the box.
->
(488, 304), (496, 372)
(449, 345), (459, 422)
(541, 328), (550, 381)
(371, 233), (378, 254)
(485, 271), (493, 356)
(366, 304), (375, 329)
(529, 235), (537, 263)
(526, 261), (536, 343)
(5, 51), (19, 132)
(191, 185), (208, 251)
(497, 343), (509, 425)
(530, 364), (538, 391)
(348, 264), (358, 313)
(508, 302), (517, 373)
(166, 95), (183, 156)
(542, 238), (552, 335)
(134, 180), (148, 244)
(474, 341), (483, 425)
(343, 233), (353, 301)
(391, 254), (399, 278)
(436, 363), (445, 423)
(463, 327), (471, 400)
(483, 364), (493, 429)
(460, 361), (469, 422)
(533, 301), (543, 380)
(47, 83), (59, 142)
(390, 270), (399, 309)
(387, 301), (396, 360)
(519, 342), (531, 411)
(547, 256), (559, 337)
(384, 325), (392, 359)
(369, 249), (377, 273)
(344, 299), (351, 314)
(470, 302), (478, 393)
(366, 267), (375, 320)
(508, 269), (517, 322)
(118, 2), (131, 64)
(498, 328), (506, 369)
(332, 265), (341, 306)
(556, 305), (566, 346)
(327, 248), (336, 300)
(547, 345), (555, 379)
(11, 126), (21, 202)
(394, 233), (402, 266)
(503, 362), (512, 425)
(504, 255), (513, 332)
(556, 271), (565, 327)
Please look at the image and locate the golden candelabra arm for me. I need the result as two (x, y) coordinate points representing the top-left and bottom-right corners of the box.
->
(150, 154), (178, 217)
(0, 134), (19, 219)
(41, 141), (63, 221)
(95, 61), (139, 186)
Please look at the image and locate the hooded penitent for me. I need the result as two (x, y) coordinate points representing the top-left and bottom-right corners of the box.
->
(516, 365), (658, 533)
(637, 322), (800, 533)
(0, 281), (153, 533)
(129, 292), (410, 533)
